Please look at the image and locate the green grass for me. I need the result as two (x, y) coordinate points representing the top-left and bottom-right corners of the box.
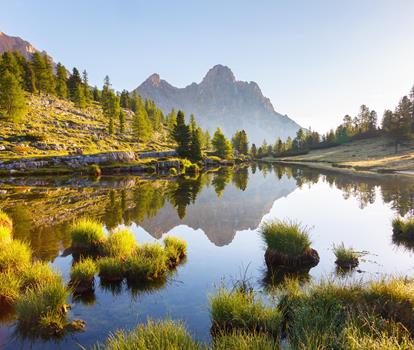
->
(210, 288), (282, 336)
(0, 239), (32, 272)
(164, 236), (187, 265)
(101, 228), (137, 258)
(125, 243), (168, 281)
(0, 270), (22, 305)
(95, 319), (204, 350)
(70, 258), (97, 284)
(15, 278), (69, 331)
(69, 218), (105, 251)
(392, 217), (414, 240)
(0, 210), (12, 231)
(20, 261), (62, 290)
(333, 242), (360, 266)
(0, 225), (11, 242)
(212, 331), (279, 350)
(260, 220), (311, 255)
(98, 257), (125, 282)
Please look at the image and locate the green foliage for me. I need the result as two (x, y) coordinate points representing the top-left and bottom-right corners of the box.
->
(333, 242), (360, 266)
(98, 257), (125, 282)
(210, 287), (282, 336)
(119, 110), (126, 134)
(32, 52), (55, 94)
(69, 218), (105, 250)
(260, 220), (311, 255)
(392, 217), (414, 240)
(0, 69), (27, 122)
(0, 270), (22, 305)
(213, 331), (278, 350)
(55, 63), (68, 98)
(0, 239), (32, 272)
(21, 261), (62, 290)
(70, 258), (97, 284)
(0, 226), (11, 242)
(125, 243), (168, 281)
(163, 236), (187, 264)
(212, 128), (232, 159)
(232, 130), (249, 155)
(101, 228), (137, 258)
(15, 279), (69, 330)
(133, 97), (153, 141)
(172, 110), (191, 158)
(95, 319), (203, 350)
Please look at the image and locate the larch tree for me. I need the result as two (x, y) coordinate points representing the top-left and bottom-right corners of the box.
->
(0, 70), (27, 122)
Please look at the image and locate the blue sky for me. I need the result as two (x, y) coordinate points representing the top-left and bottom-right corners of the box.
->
(1, 0), (413, 132)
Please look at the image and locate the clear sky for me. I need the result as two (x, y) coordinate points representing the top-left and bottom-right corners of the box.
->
(1, 0), (413, 132)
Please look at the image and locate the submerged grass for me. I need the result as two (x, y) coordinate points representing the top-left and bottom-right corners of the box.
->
(0, 239), (32, 272)
(210, 287), (282, 336)
(260, 220), (311, 255)
(95, 319), (204, 350)
(69, 218), (105, 251)
(101, 228), (137, 258)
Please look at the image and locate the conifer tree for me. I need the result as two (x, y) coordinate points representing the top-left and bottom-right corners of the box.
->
(133, 102), (152, 141)
(82, 70), (92, 106)
(172, 110), (191, 158)
(22, 60), (36, 93)
(55, 63), (68, 98)
(67, 68), (82, 101)
(73, 84), (86, 109)
(119, 110), (126, 134)
(250, 143), (257, 158)
(189, 128), (202, 161)
(42, 53), (55, 94)
(0, 70), (27, 122)
(92, 86), (101, 102)
(212, 128), (232, 159)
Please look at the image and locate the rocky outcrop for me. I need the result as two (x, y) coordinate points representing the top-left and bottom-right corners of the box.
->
(135, 64), (301, 144)
(0, 31), (39, 59)
(0, 151), (136, 171)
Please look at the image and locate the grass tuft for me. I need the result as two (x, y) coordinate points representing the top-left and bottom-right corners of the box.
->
(213, 331), (278, 350)
(101, 228), (137, 258)
(0, 225), (12, 242)
(333, 242), (360, 267)
(70, 258), (97, 284)
(260, 220), (311, 255)
(164, 236), (187, 265)
(95, 319), (203, 350)
(392, 217), (414, 240)
(21, 261), (62, 291)
(0, 210), (12, 231)
(98, 257), (125, 282)
(0, 270), (22, 305)
(0, 239), (32, 272)
(69, 218), (105, 251)
(210, 287), (282, 336)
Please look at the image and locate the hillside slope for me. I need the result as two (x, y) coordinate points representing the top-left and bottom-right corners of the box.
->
(275, 136), (414, 173)
(135, 64), (301, 144)
(0, 94), (171, 160)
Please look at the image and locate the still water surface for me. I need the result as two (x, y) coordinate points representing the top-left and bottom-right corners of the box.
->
(0, 164), (414, 349)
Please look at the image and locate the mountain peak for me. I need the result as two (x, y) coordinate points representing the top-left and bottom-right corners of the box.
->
(145, 73), (161, 86)
(202, 64), (235, 84)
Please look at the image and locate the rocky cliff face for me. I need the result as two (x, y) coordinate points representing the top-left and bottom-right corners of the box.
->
(135, 64), (301, 144)
(0, 31), (39, 59)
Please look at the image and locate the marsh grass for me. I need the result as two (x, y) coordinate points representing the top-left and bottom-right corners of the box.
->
(213, 331), (279, 350)
(15, 279), (69, 332)
(21, 261), (62, 290)
(98, 257), (125, 282)
(260, 220), (311, 255)
(0, 210), (12, 231)
(0, 239), (32, 272)
(0, 270), (22, 305)
(0, 226), (11, 242)
(70, 258), (97, 293)
(164, 236), (187, 265)
(210, 288), (282, 336)
(101, 228), (137, 258)
(333, 242), (360, 267)
(393, 217), (414, 240)
(125, 243), (168, 281)
(95, 319), (204, 350)
(70, 218), (105, 251)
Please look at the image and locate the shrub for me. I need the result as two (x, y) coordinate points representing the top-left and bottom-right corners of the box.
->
(164, 236), (187, 265)
(0, 240), (32, 272)
(260, 220), (311, 255)
(210, 288), (282, 336)
(101, 228), (137, 258)
(213, 331), (278, 350)
(15, 279), (69, 330)
(392, 217), (414, 240)
(0, 270), (22, 305)
(98, 257), (125, 282)
(21, 261), (62, 291)
(333, 242), (360, 267)
(0, 226), (11, 242)
(125, 243), (168, 281)
(95, 319), (203, 350)
(0, 209), (12, 231)
(69, 218), (105, 251)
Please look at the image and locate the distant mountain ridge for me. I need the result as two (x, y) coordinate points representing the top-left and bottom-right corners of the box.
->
(134, 64), (301, 144)
(0, 31), (40, 59)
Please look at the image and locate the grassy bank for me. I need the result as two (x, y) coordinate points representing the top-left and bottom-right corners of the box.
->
(260, 136), (414, 175)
